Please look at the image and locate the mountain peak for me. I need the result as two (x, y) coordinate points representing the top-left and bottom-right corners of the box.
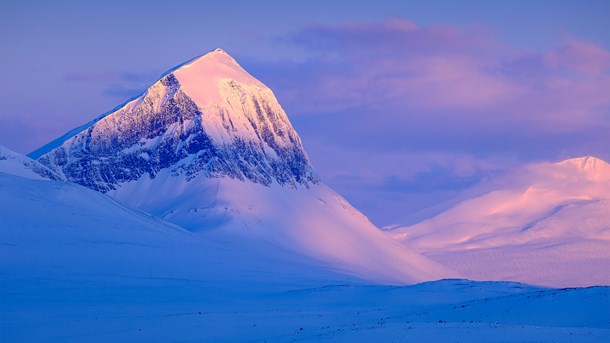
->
(213, 47), (228, 54)
(556, 156), (610, 182)
(168, 48), (266, 107)
(177, 48), (238, 69)
(33, 50), (318, 191)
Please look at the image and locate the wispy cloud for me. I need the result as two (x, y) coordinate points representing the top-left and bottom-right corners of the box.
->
(269, 19), (610, 131)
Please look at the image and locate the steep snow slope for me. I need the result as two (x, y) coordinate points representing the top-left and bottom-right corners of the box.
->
(0, 153), (347, 286)
(111, 170), (453, 284)
(30, 48), (454, 284)
(390, 157), (610, 287)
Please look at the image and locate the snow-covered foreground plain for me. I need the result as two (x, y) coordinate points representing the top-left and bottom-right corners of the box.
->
(4, 276), (608, 342)
(1, 156), (609, 342)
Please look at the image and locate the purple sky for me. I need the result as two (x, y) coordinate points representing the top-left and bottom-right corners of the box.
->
(1, 0), (609, 226)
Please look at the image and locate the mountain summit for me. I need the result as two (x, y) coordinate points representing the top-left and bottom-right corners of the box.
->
(31, 49), (455, 284)
(556, 156), (610, 182)
(32, 48), (318, 192)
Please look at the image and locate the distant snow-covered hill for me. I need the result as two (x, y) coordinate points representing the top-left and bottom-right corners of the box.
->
(29, 49), (455, 285)
(389, 156), (610, 287)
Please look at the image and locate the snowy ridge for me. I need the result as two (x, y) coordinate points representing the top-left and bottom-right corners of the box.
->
(0, 145), (63, 181)
(26, 92), (146, 160)
(34, 48), (318, 191)
(556, 156), (610, 182)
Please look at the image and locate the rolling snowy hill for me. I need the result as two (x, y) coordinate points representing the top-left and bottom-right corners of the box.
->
(389, 156), (610, 287)
(28, 49), (455, 284)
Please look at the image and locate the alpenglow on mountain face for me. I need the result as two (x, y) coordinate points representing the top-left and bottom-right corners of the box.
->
(30, 48), (318, 192)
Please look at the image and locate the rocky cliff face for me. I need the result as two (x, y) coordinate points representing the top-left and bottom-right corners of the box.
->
(33, 49), (318, 192)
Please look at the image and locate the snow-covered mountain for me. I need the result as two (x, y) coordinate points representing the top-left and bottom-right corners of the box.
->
(389, 156), (610, 287)
(30, 49), (317, 191)
(29, 49), (455, 284)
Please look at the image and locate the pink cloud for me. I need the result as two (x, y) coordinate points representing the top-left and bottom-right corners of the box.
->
(290, 18), (497, 59)
(393, 56), (524, 110)
(278, 19), (610, 134)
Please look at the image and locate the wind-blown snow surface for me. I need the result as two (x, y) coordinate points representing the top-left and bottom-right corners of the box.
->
(2, 163), (608, 342)
(390, 156), (610, 287)
(29, 48), (454, 284)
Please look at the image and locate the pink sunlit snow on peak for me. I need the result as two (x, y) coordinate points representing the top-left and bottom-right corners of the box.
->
(172, 48), (268, 106)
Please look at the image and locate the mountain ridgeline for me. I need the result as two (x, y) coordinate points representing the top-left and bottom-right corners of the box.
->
(31, 49), (318, 192)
